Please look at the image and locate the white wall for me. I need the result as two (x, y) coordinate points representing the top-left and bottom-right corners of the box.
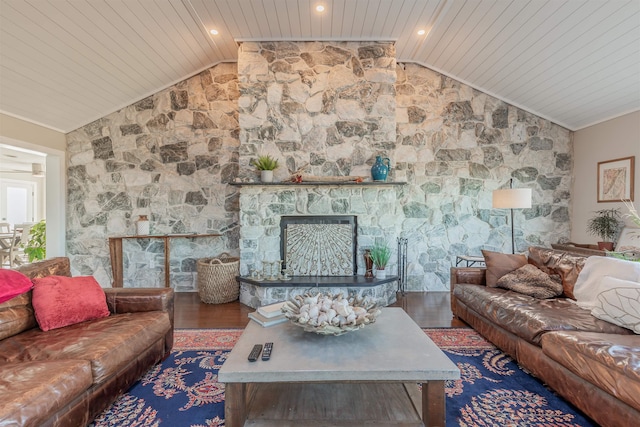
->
(0, 113), (66, 151)
(572, 111), (640, 243)
(0, 113), (67, 257)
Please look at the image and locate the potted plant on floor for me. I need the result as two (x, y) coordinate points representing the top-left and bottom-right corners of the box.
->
(587, 208), (621, 251)
(251, 155), (279, 183)
(23, 219), (46, 262)
(369, 240), (391, 279)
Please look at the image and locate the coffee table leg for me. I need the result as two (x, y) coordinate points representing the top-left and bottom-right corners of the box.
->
(225, 382), (246, 427)
(422, 380), (445, 427)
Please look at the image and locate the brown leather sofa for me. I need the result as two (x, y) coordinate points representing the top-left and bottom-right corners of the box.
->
(0, 257), (174, 427)
(450, 247), (639, 427)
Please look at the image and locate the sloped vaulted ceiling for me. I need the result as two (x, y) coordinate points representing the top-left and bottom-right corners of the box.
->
(0, 0), (638, 133)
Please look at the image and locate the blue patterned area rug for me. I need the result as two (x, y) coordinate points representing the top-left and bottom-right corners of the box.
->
(90, 328), (596, 427)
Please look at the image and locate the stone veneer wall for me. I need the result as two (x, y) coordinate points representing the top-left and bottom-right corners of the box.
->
(392, 63), (572, 289)
(65, 63), (240, 289)
(65, 41), (572, 292)
(237, 41), (397, 181)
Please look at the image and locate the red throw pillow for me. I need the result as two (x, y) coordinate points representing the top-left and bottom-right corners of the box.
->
(0, 269), (34, 304)
(32, 275), (110, 331)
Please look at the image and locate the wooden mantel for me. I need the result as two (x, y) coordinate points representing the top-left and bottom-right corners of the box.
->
(230, 181), (407, 187)
(108, 233), (221, 288)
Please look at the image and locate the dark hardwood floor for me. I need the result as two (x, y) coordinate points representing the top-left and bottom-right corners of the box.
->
(174, 291), (467, 329)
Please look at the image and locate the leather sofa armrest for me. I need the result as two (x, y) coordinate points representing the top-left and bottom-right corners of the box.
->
(450, 267), (486, 318)
(104, 288), (174, 330)
(450, 267), (487, 286)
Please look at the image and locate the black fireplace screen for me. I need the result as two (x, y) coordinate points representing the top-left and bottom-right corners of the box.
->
(280, 215), (357, 276)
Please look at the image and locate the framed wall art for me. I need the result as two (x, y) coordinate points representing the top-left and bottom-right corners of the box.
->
(597, 156), (635, 202)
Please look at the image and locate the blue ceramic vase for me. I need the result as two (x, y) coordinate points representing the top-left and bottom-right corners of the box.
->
(371, 156), (391, 181)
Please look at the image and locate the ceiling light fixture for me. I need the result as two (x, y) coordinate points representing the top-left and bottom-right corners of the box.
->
(32, 163), (45, 177)
(417, 29), (426, 36)
(316, 5), (325, 12)
(209, 29), (219, 35)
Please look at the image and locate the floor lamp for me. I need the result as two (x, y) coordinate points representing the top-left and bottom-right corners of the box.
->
(492, 180), (532, 254)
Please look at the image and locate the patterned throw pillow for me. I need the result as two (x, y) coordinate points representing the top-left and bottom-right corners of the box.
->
(496, 264), (564, 299)
(528, 246), (586, 299)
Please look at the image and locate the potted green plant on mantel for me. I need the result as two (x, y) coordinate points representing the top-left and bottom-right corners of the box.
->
(587, 208), (621, 251)
(251, 155), (279, 183)
(369, 240), (392, 279)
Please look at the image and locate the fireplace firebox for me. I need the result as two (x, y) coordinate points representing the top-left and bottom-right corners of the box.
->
(280, 215), (357, 276)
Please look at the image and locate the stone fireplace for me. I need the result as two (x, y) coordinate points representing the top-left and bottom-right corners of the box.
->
(236, 184), (404, 276)
(235, 183), (403, 308)
(235, 40), (402, 306)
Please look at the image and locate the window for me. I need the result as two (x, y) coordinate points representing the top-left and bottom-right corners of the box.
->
(0, 179), (35, 224)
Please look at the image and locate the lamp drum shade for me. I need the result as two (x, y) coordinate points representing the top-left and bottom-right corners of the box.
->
(492, 188), (532, 209)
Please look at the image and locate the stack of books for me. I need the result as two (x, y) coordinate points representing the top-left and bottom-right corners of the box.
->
(248, 301), (288, 327)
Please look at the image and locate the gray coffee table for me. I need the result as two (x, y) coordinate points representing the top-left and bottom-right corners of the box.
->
(218, 307), (459, 426)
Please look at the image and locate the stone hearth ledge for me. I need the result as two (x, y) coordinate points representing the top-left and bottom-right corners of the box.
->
(239, 276), (399, 309)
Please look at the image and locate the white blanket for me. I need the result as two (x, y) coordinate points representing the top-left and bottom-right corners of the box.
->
(573, 256), (640, 310)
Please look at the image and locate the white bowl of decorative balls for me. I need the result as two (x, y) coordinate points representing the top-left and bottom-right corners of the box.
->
(281, 292), (382, 336)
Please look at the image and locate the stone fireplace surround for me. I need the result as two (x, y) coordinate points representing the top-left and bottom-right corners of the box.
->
(236, 182), (404, 308)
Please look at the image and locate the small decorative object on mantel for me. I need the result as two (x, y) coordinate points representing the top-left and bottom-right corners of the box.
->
(363, 249), (374, 278)
(136, 215), (150, 235)
(251, 154), (279, 183)
(281, 292), (381, 336)
(371, 155), (391, 182)
(587, 208), (622, 251)
(369, 240), (392, 279)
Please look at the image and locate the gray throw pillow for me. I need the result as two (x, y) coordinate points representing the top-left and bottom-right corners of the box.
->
(496, 264), (563, 299)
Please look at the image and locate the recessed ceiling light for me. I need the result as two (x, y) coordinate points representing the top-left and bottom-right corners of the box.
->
(210, 29), (219, 35)
(316, 5), (325, 12)
(417, 29), (426, 36)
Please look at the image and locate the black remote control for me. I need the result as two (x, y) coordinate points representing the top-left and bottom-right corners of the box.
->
(248, 344), (262, 362)
(262, 342), (273, 361)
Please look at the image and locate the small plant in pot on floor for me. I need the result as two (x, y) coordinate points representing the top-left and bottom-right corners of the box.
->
(587, 208), (621, 251)
(23, 219), (46, 262)
(369, 240), (391, 279)
(251, 155), (279, 183)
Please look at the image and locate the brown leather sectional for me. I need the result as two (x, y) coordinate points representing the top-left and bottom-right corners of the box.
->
(450, 247), (640, 427)
(0, 257), (174, 427)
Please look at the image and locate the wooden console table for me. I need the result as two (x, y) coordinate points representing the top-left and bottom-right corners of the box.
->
(108, 233), (221, 288)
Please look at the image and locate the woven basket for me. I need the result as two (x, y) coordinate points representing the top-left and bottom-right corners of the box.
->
(196, 253), (240, 304)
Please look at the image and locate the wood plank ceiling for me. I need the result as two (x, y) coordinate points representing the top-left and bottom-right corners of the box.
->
(0, 0), (638, 133)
